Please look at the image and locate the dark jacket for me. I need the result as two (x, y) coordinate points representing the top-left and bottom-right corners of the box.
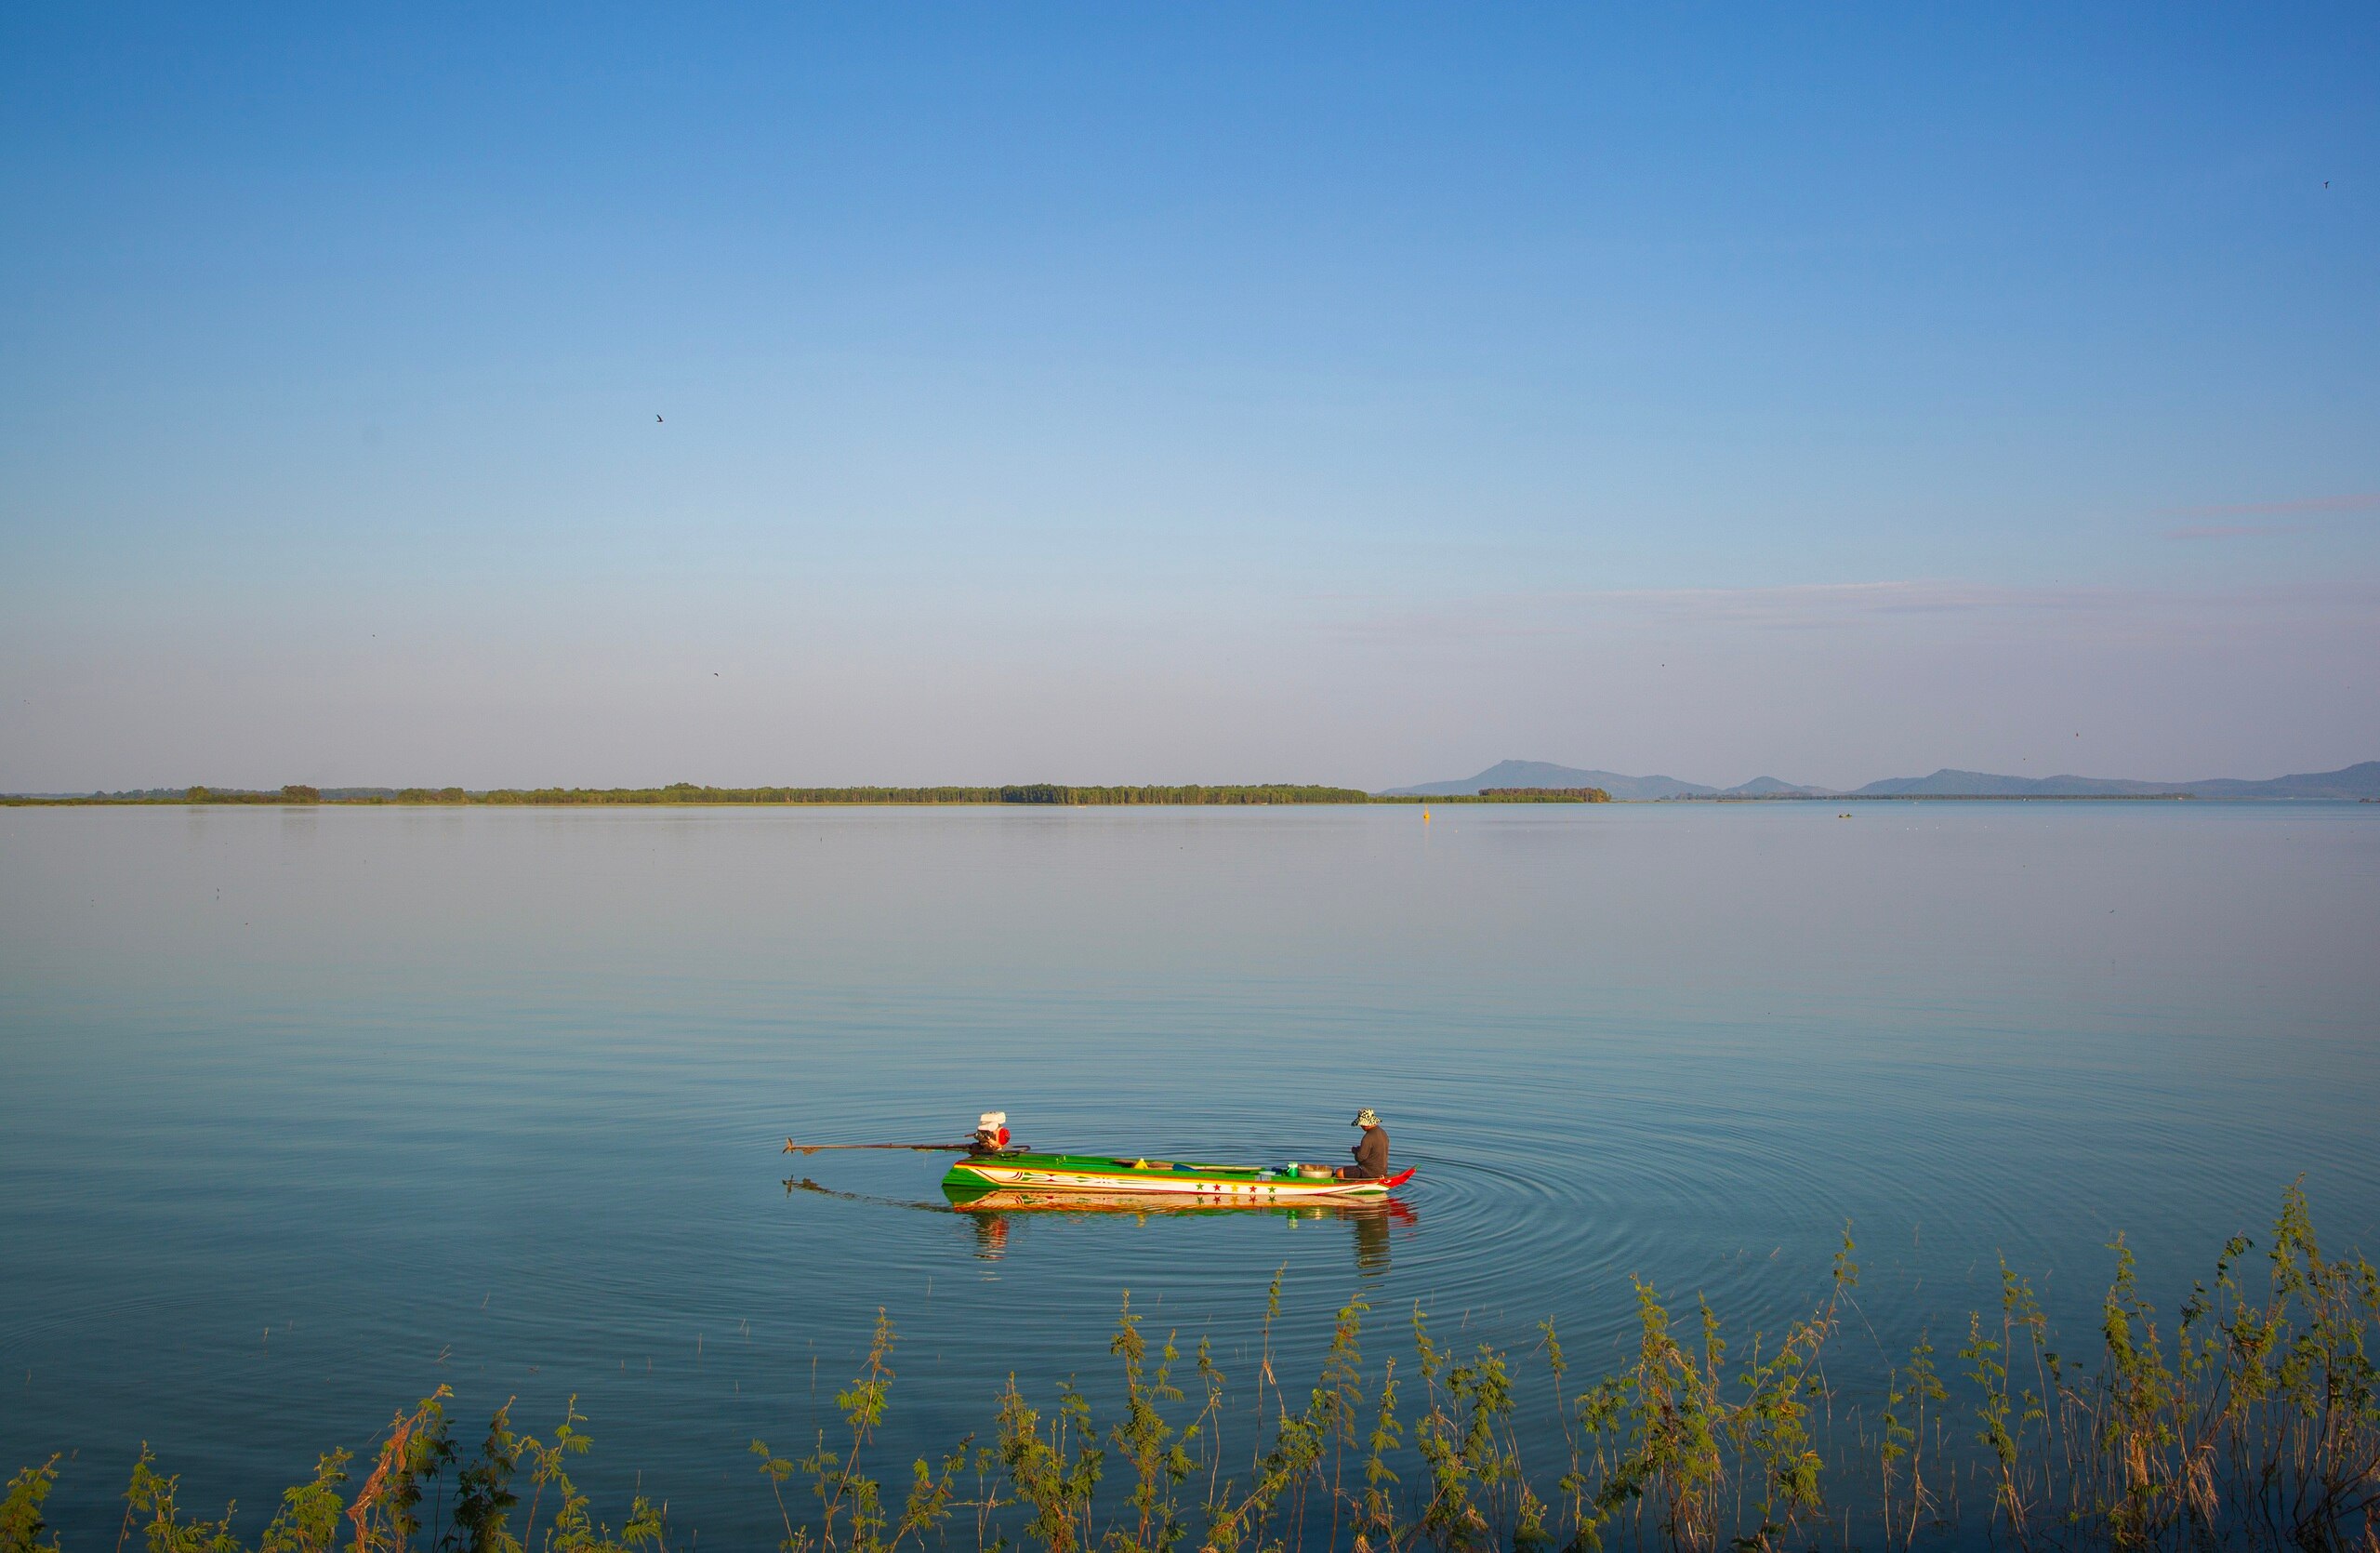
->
(1350, 1126), (1389, 1179)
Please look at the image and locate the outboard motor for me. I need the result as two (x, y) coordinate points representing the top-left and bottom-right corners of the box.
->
(972, 1110), (1012, 1154)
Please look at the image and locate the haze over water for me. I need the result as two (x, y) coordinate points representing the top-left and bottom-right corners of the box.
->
(3, 802), (2376, 1545)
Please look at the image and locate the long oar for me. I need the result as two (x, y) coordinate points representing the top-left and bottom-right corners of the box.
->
(782, 1138), (972, 1155)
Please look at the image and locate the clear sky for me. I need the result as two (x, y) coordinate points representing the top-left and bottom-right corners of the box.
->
(3, 6), (2373, 792)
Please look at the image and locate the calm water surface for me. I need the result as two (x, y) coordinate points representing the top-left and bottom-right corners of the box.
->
(3, 803), (2375, 1542)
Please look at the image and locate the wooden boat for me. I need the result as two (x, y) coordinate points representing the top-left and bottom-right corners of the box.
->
(944, 1184), (1419, 1219)
(941, 1150), (1415, 1200)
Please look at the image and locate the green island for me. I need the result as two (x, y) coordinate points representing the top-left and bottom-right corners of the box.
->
(3, 784), (1609, 807)
(6, 1186), (2370, 1553)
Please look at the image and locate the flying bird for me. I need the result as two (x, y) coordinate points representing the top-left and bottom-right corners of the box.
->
(656, 414), (664, 423)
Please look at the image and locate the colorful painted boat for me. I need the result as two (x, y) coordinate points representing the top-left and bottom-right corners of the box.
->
(941, 1150), (1415, 1200)
(944, 1185), (1419, 1223)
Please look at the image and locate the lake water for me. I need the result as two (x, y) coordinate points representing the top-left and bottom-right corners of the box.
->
(3, 802), (2376, 1545)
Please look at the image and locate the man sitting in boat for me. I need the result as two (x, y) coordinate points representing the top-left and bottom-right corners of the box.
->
(1341, 1108), (1389, 1180)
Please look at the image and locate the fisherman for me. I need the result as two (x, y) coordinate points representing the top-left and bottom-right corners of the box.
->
(1342, 1108), (1389, 1180)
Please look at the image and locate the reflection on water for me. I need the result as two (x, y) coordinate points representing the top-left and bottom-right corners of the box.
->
(944, 1188), (1413, 1275)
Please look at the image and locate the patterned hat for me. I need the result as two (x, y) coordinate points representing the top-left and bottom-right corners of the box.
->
(1352, 1108), (1380, 1128)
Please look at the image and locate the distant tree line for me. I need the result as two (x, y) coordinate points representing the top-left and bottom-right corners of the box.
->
(5, 782), (1623, 807)
(988, 784), (1371, 805)
(20, 784), (331, 805)
(1368, 788), (1614, 803)
(376, 782), (1377, 806)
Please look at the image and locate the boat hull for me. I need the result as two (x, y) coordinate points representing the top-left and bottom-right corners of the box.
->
(945, 1186), (1417, 1219)
(943, 1152), (1412, 1201)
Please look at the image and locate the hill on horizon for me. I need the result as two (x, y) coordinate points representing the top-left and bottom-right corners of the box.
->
(1384, 759), (2380, 801)
(1849, 762), (2380, 799)
(1379, 760), (1707, 800)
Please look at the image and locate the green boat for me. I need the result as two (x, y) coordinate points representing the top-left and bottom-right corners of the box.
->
(942, 1150), (1414, 1201)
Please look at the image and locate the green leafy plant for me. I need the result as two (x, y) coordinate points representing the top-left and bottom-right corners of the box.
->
(12, 1188), (2377, 1553)
(1, 1457), (64, 1553)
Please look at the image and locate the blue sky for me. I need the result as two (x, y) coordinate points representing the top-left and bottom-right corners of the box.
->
(3, 6), (2373, 790)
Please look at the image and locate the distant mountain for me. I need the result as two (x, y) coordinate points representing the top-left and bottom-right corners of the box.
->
(1382, 760), (1718, 801)
(2175, 762), (2380, 800)
(1383, 759), (2380, 802)
(1721, 776), (1832, 797)
(1851, 763), (2380, 800)
(1851, 769), (2175, 798)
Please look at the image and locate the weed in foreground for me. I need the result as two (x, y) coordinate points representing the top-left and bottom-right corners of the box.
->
(10, 1185), (2375, 1552)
